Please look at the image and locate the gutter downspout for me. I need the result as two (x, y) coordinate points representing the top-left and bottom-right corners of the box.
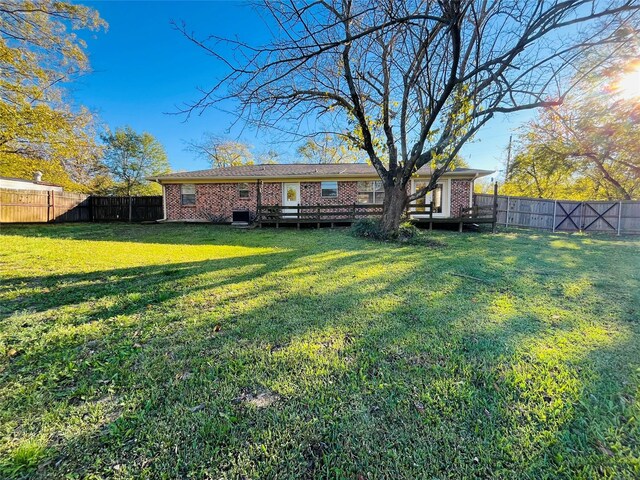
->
(160, 183), (167, 222)
(151, 178), (168, 222)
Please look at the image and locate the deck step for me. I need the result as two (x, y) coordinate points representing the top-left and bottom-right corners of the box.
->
(231, 221), (250, 228)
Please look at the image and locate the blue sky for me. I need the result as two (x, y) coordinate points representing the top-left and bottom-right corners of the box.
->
(73, 0), (532, 176)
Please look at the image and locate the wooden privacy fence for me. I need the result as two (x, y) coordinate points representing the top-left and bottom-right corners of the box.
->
(474, 193), (640, 235)
(0, 189), (163, 223)
(91, 196), (163, 222)
(0, 189), (90, 223)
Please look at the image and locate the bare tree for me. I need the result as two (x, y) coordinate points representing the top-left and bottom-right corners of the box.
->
(176, 0), (639, 234)
(186, 133), (254, 168)
(297, 134), (365, 163)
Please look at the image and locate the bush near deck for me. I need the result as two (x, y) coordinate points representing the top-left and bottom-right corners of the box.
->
(0, 224), (638, 479)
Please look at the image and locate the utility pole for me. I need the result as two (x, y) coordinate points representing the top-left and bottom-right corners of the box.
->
(504, 134), (513, 181)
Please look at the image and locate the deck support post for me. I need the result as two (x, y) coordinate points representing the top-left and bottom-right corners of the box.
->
(429, 201), (433, 231)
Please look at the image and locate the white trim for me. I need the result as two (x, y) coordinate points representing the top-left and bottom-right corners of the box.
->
(411, 178), (450, 218)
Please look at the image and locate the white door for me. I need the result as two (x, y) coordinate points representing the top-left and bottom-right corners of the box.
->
(282, 183), (300, 216)
(412, 180), (449, 217)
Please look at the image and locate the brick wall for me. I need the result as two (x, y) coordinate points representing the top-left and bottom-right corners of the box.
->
(165, 183), (257, 221)
(450, 179), (472, 217)
(165, 179), (474, 221)
(165, 181), (358, 221)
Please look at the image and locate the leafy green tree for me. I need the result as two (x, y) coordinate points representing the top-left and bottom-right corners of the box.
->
(503, 63), (640, 200)
(0, 0), (106, 191)
(100, 127), (171, 196)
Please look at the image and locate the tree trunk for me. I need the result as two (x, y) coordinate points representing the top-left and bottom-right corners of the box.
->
(380, 183), (408, 235)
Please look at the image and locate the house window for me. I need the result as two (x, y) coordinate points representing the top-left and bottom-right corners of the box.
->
(432, 184), (443, 213)
(181, 184), (196, 205)
(357, 181), (384, 204)
(413, 181), (429, 213)
(321, 181), (338, 198)
(238, 183), (250, 199)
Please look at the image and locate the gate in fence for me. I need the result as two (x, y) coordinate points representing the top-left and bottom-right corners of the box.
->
(553, 201), (622, 233)
(474, 193), (640, 235)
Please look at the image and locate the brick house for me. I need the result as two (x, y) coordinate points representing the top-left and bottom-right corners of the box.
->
(149, 164), (492, 223)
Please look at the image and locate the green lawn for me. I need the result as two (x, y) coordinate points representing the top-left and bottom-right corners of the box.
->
(0, 224), (639, 479)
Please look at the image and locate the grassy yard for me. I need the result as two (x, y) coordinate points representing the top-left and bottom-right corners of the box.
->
(0, 223), (638, 479)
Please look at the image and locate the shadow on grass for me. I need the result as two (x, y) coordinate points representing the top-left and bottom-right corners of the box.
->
(0, 224), (638, 479)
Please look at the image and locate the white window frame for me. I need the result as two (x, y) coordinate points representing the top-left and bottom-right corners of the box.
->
(238, 182), (250, 199)
(356, 180), (385, 204)
(181, 184), (196, 206)
(320, 181), (338, 198)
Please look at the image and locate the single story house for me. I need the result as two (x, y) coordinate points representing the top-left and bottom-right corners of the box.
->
(0, 172), (63, 192)
(149, 163), (492, 224)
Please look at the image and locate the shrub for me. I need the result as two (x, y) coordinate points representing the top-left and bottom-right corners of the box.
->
(351, 219), (420, 242)
(397, 221), (419, 242)
(351, 218), (385, 240)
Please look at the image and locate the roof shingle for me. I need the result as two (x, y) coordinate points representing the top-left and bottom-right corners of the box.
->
(150, 163), (492, 181)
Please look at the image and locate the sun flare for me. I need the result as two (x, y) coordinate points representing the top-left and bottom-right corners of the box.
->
(615, 65), (640, 99)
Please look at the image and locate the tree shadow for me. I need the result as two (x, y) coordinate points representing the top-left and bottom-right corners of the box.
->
(1, 225), (638, 478)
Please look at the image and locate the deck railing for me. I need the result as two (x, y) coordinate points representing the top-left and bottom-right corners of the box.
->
(459, 205), (495, 219)
(256, 182), (499, 232)
(257, 202), (434, 226)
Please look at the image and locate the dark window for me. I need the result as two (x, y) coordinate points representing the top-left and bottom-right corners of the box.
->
(432, 184), (443, 213)
(413, 181), (443, 213)
(321, 181), (338, 198)
(181, 184), (196, 205)
(238, 183), (250, 199)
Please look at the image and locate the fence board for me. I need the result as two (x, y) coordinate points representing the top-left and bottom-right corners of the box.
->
(475, 193), (640, 235)
(0, 189), (162, 223)
(91, 196), (163, 222)
(0, 189), (49, 222)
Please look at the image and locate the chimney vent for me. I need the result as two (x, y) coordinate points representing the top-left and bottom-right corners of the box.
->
(33, 171), (43, 183)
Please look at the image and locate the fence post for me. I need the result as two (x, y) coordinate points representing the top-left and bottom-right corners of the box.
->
(505, 196), (510, 228)
(617, 201), (623, 236)
(47, 191), (51, 223)
(50, 190), (55, 223)
(128, 196), (133, 223)
(552, 201), (557, 232)
(492, 182), (498, 233)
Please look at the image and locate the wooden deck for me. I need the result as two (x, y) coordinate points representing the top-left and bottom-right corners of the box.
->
(257, 200), (498, 232)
